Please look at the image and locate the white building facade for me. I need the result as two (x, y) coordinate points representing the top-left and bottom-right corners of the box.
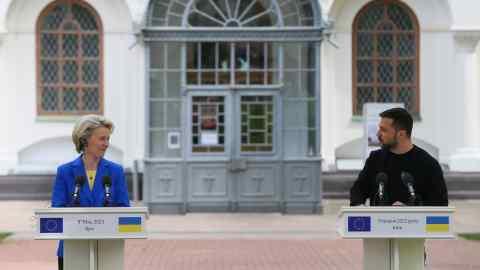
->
(1, 0), (480, 211)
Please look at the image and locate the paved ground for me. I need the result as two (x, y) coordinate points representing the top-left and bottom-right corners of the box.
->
(0, 200), (479, 269)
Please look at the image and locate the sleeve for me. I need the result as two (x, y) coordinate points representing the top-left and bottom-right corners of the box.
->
(349, 152), (374, 206)
(423, 160), (449, 206)
(51, 167), (68, 207)
(114, 165), (130, 207)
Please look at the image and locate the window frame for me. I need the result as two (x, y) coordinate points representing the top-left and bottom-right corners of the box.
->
(352, 0), (420, 117)
(36, 0), (104, 116)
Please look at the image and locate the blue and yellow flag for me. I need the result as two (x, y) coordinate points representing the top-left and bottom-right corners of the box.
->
(118, 217), (142, 233)
(426, 216), (449, 232)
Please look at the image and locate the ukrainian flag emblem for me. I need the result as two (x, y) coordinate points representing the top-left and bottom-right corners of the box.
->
(426, 216), (449, 232)
(118, 217), (142, 233)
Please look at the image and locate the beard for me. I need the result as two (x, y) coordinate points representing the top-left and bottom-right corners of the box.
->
(379, 136), (398, 150)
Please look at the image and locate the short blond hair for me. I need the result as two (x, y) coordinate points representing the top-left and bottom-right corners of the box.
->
(72, 115), (114, 153)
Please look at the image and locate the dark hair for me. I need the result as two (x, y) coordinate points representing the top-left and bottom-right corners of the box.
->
(379, 107), (413, 137)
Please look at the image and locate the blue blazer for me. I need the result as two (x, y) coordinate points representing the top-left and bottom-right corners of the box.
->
(51, 156), (130, 257)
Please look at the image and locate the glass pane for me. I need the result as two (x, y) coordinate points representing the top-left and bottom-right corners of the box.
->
(357, 2), (384, 30)
(357, 33), (373, 57)
(299, 70), (315, 97)
(378, 87), (394, 102)
(192, 96), (225, 153)
(82, 61), (99, 84)
(187, 72), (199, 84)
(398, 34), (415, 57)
(398, 87), (415, 112)
(41, 61), (58, 83)
(150, 130), (165, 156)
(186, 43), (198, 69)
(167, 43), (181, 69)
(250, 42), (265, 69)
(201, 42), (216, 69)
(377, 33), (393, 57)
(166, 72), (181, 98)
(240, 95), (273, 152)
(62, 34), (78, 57)
(42, 4), (68, 30)
(378, 61), (393, 84)
(356, 87), (374, 114)
(235, 43), (248, 70)
(72, 4), (98, 30)
(200, 72), (216, 84)
(150, 43), (165, 69)
(83, 88), (99, 111)
(63, 88), (78, 111)
(397, 60), (415, 84)
(357, 60), (373, 84)
(218, 42), (230, 70)
(187, 0), (276, 27)
(150, 72), (164, 98)
(387, 3), (414, 30)
(166, 101), (181, 128)
(284, 43), (299, 69)
(82, 35), (99, 57)
(301, 43), (315, 69)
(250, 71), (263, 84)
(284, 71), (299, 97)
(63, 61), (78, 84)
(41, 87), (59, 111)
(41, 34), (58, 57)
(150, 101), (165, 128)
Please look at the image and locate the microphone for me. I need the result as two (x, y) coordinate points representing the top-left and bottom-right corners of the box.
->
(375, 172), (388, 206)
(72, 176), (85, 206)
(401, 171), (416, 206)
(103, 176), (112, 206)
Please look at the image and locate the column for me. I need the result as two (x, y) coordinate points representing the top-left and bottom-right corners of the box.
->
(450, 31), (480, 171)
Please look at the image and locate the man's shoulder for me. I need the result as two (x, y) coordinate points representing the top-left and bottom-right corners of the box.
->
(368, 148), (387, 160)
(413, 145), (441, 167)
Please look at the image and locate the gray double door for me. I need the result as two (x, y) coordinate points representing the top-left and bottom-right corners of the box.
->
(185, 89), (282, 211)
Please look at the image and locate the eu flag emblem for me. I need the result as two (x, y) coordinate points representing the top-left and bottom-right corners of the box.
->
(40, 218), (63, 233)
(348, 216), (371, 232)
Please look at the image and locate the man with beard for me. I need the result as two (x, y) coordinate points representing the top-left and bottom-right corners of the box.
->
(349, 107), (448, 206)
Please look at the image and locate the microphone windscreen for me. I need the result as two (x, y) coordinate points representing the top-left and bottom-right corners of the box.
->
(75, 175), (86, 186)
(102, 176), (112, 187)
(376, 172), (388, 184)
(401, 171), (414, 185)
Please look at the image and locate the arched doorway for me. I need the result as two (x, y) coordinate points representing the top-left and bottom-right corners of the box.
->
(143, 0), (325, 213)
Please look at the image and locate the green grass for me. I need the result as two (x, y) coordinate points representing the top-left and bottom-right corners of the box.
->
(0, 232), (12, 242)
(458, 233), (480, 241)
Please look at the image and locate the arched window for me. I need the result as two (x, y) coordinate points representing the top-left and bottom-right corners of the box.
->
(36, 0), (103, 115)
(353, 0), (419, 116)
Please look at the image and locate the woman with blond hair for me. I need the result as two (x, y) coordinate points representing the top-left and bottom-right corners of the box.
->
(51, 115), (130, 270)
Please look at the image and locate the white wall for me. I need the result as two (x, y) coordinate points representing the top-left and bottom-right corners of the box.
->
(321, 0), (465, 169)
(0, 0), (145, 173)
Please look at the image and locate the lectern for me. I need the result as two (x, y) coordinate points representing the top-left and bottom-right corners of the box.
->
(34, 207), (148, 270)
(337, 206), (455, 270)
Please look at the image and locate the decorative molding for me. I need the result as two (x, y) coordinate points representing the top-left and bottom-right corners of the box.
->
(142, 27), (325, 42)
(453, 30), (480, 53)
